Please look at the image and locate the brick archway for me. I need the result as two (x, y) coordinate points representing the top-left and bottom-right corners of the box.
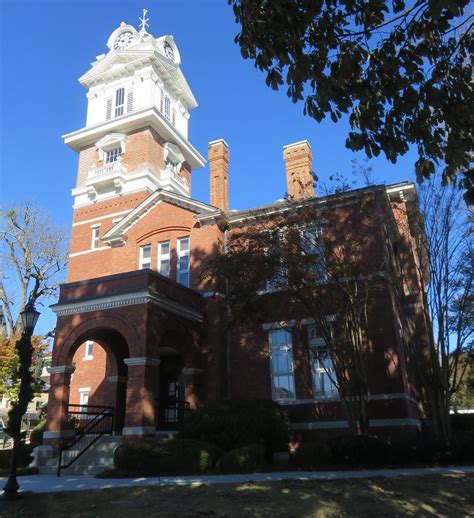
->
(53, 314), (141, 367)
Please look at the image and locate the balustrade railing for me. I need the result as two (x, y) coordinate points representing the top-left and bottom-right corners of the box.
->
(89, 160), (126, 178)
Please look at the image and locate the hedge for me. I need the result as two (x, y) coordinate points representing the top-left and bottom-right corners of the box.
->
(216, 444), (266, 474)
(181, 399), (290, 454)
(113, 438), (223, 475)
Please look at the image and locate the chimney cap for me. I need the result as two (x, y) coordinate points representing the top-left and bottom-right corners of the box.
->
(208, 138), (229, 148)
(283, 140), (311, 150)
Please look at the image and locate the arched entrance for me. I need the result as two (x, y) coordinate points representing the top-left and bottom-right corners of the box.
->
(67, 329), (129, 432)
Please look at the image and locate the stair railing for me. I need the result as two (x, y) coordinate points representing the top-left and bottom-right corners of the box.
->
(57, 404), (114, 477)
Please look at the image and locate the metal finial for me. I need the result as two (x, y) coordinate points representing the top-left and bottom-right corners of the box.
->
(139, 8), (149, 34)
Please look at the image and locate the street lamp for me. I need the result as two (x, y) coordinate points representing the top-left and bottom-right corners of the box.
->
(2, 302), (40, 500)
(20, 303), (40, 333)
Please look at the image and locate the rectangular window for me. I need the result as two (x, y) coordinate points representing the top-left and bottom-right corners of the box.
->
(105, 147), (121, 164)
(115, 87), (125, 117)
(139, 244), (152, 269)
(91, 226), (100, 249)
(269, 329), (295, 401)
(83, 341), (93, 360)
(79, 388), (90, 411)
(158, 241), (171, 277)
(308, 325), (338, 399)
(177, 237), (190, 287)
(265, 229), (288, 291)
(300, 226), (327, 281)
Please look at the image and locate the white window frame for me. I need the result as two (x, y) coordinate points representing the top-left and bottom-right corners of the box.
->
(300, 225), (327, 282)
(105, 147), (121, 164)
(83, 341), (94, 361)
(265, 228), (288, 292)
(177, 237), (190, 287)
(139, 244), (152, 270)
(91, 226), (100, 250)
(115, 87), (125, 117)
(269, 329), (296, 402)
(158, 241), (171, 277)
(308, 324), (339, 400)
(79, 388), (90, 407)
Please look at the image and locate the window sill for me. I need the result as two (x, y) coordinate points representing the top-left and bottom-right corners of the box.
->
(82, 356), (93, 361)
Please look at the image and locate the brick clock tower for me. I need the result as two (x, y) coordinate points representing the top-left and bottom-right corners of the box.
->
(64, 19), (205, 283)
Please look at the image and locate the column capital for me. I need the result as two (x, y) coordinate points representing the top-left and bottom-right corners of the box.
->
(182, 368), (204, 376)
(124, 357), (161, 366)
(47, 365), (74, 374)
(107, 375), (128, 383)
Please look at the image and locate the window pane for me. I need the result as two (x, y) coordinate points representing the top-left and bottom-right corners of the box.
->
(179, 238), (189, 251)
(160, 242), (170, 255)
(178, 272), (189, 287)
(272, 375), (295, 400)
(178, 255), (189, 271)
(142, 246), (151, 259)
(159, 259), (170, 276)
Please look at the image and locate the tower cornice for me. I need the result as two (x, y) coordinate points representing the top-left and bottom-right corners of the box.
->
(63, 106), (205, 169)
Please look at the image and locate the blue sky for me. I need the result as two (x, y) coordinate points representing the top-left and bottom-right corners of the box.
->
(0, 0), (419, 335)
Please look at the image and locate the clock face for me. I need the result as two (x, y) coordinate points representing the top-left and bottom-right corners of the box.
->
(114, 31), (134, 50)
(164, 42), (175, 61)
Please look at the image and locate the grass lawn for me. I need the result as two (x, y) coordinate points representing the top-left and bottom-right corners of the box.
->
(4, 474), (474, 517)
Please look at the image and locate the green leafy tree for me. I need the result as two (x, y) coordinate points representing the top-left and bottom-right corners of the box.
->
(229, 0), (473, 202)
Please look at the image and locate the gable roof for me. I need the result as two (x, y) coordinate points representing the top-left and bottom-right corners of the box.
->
(102, 189), (221, 245)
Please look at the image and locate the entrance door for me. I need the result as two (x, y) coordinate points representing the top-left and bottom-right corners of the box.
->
(157, 355), (185, 430)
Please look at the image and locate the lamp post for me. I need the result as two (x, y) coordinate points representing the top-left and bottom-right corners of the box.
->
(2, 302), (40, 500)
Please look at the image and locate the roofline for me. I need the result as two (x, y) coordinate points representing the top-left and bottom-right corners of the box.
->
(102, 189), (221, 243)
(226, 183), (415, 224)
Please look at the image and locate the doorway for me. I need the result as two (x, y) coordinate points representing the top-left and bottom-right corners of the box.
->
(156, 354), (186, 430)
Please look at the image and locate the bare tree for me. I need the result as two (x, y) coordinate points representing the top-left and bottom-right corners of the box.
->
(0, 201), (68, 400)
(0, 201), (69, 339)
(206, 195), (393, 436)
(416, 178), (473, 448)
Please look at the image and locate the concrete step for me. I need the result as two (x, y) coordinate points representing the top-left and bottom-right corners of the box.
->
(44, 434), (122, 475)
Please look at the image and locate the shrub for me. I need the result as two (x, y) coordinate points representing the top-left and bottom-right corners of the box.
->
(181, 399), (290, 454)
(451, 413), (474, 432)
(451, 430), (474, 463)
(216, 444), (266, 474)
(30, 419), (47, 447)
(293, 442), (332, 467)
(387, 436), (419, 466)
(330, 435), (391, 466)
(113, 438), (223, 475)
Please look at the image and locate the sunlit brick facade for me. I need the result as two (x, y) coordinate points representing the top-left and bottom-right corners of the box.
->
(46, 20), (432, 448)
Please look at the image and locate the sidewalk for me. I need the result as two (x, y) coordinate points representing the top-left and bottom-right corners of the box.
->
(2, 465), (474, 494)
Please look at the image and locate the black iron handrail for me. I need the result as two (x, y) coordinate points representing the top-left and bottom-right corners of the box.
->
(57, 404), (114, 477)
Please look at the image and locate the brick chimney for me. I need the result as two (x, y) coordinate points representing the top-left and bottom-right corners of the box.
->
(283, 140), (314, 200)
(208, 139), (229, 212)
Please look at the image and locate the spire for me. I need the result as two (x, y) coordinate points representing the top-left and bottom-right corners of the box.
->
(139, 8), (149, 35)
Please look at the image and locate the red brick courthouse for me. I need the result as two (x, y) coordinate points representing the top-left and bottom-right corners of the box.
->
(45, 21), (432, 447)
